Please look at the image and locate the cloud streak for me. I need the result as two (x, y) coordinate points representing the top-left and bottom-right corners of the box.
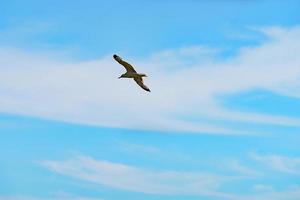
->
(235, 186), (300, 200)
(41, 154), (300, 199)
(41, 155), (233, 198)
(251, 153), (300, 175)
(1, 26), (300, 134)
(0, 195), (102, 200)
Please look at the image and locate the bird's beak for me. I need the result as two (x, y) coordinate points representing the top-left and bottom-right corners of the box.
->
(118, 76), (121, 79)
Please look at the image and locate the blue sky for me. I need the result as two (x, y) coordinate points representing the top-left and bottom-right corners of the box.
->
(1, 0), (300, 200)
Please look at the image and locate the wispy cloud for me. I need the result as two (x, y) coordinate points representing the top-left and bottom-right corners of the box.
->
(226, 159), (262, 177)
(41, 155), (233, 198)
(40, 155), (300, 199)
(1, 26), (300, 134)
(235, 186), (300, 200)
(251, 153), (300, 175)
(0, 195), (102, 200)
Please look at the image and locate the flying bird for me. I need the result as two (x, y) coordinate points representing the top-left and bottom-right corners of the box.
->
(113, 54), (151, 92)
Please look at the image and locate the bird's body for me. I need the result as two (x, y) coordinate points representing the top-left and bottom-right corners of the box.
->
(113, 54), (151, 92)
(119, 72), (147, 79)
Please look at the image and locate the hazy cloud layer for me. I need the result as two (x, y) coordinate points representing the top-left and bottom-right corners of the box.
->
(41, 155), (231, 197)
(251, 153), (300, 175)
(41, 154), (300, 199)
(1, 26), (300, 134)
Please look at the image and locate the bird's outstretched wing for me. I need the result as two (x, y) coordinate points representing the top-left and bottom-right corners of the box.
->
(134, 77), (151, 92)
(113, 54), (136, 73)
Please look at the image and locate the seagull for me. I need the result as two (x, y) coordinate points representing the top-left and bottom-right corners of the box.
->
(113, 54), (151, 92)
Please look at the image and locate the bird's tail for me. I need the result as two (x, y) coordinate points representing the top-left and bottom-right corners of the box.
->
(138, 73), (147, 77)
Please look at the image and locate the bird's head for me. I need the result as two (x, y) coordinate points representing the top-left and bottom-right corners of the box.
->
(113, 54), (119, 59)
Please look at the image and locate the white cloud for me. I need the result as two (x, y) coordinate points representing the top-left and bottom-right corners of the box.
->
(1, 26), (300, 133)
(253, 184), (273, 192)
(226, 159), (262, 177)
(41, 155), (232, 198)
(251, 153), (300, 175)
(0, 197), (39, 200)
(0, 195), (102, 200)
(234, 186), (300, 200)
(40, 155), (300, 199)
